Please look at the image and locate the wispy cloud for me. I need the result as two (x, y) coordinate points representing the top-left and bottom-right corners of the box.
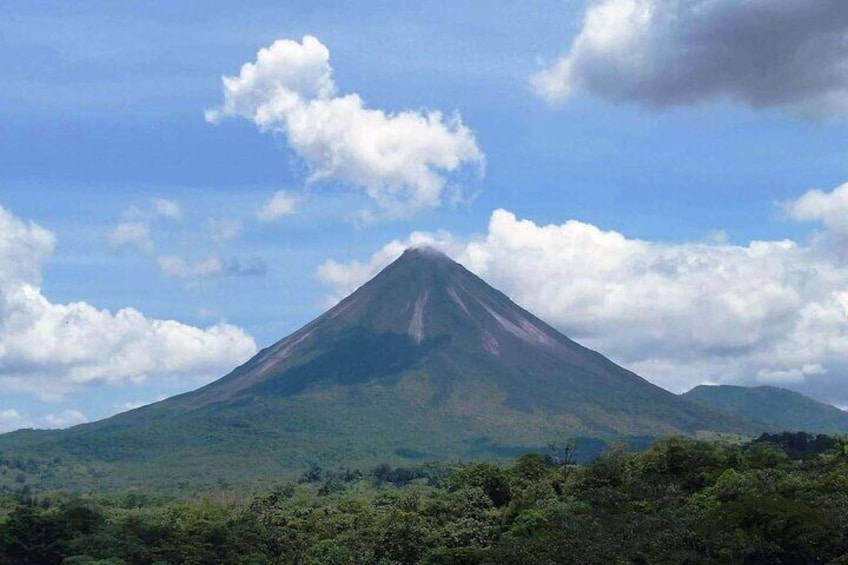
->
(109, 220), (152, 251)
(257, 191), (298, 222)
(153, 198), (182, 220)
(109, 198), (182, 252)
(158, 255), (268, 279)
(209, 217), (243, 242)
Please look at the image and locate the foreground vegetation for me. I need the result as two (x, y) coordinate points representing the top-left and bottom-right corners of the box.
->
(1, 432), (847, 564)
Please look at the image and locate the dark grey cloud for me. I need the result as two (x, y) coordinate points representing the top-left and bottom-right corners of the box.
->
(532, 0), (848, 118)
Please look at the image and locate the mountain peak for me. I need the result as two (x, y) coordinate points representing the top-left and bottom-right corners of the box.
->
(365, 246), (466, 298)
(393, 246), (457, 273)
(401, 246), (452, 261)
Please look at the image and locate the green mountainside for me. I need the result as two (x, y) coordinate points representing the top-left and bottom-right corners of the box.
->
(683, 384), (848, 434)
(0, 248), (759, 491)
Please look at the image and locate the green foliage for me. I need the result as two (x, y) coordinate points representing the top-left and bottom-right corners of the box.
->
(2, 435), (848, 563)
(449, 462), (512, 508)
(753, 431), (838, 459)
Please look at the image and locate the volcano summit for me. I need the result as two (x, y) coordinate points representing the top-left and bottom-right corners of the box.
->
(0, 248), (755, 489)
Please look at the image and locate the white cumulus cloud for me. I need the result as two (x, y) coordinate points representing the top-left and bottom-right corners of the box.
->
(783, 182), (848, 235)
(207, 35), (485, 219)
(532, 0), (848, 119)
(318, 201), (848, 406)
(0, 204), (257, 401)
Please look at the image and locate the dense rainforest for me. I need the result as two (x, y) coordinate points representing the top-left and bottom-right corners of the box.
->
(2, 432), (848, 564)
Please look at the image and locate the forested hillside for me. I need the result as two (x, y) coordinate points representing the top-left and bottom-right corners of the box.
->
(2, 433), (847, 564)
(684, 385), (848, 434)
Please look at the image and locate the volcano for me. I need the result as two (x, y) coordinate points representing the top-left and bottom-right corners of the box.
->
(0, 248), (756, 490)
(185, 247), (744, 432)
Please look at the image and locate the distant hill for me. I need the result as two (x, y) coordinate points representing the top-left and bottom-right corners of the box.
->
(0, 248), (758, 492)
(683, 385), (848, 434)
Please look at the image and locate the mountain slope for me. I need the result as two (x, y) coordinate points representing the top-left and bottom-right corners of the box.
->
(683, 385), (848, 434)
(0, 248), (758, 491)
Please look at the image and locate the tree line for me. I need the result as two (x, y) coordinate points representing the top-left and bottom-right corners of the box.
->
(1, 432), (847, 564)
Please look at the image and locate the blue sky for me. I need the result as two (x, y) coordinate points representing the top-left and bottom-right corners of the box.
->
(4, 0), (848, 429)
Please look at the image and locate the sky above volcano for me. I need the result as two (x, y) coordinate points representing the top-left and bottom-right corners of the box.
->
(5, 0), (848, 429)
